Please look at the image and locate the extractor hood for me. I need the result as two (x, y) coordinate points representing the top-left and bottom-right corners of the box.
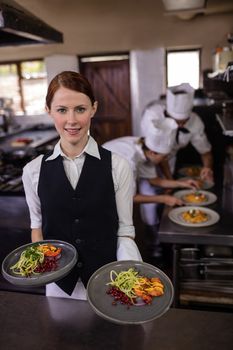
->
(0, 0), (63, 46)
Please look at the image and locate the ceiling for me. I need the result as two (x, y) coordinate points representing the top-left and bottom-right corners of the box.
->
(13, 0), (233, 21)
(0, 0), (232, 66)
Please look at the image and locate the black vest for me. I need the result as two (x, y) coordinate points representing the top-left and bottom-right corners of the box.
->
(38, 146), (118, 295)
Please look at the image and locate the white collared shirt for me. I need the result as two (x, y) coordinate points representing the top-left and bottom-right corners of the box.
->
(22, 136), (136, 239)
(22, 136), (142, 299)
(170, 112), (211, 156)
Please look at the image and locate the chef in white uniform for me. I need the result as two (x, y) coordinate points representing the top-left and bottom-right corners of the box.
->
(103, 117), (199, 259)
(139, 83), (213, 257)
(141, 83), (213, 181)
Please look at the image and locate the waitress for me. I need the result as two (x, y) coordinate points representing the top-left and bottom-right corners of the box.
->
(22, 71), (142, 300)
(141, 83), (214, 182)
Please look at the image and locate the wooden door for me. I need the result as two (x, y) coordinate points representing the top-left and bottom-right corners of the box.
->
(79, 57), (131, 145)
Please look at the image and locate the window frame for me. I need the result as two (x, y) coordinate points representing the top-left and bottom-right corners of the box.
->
(0, 58), (46, 115)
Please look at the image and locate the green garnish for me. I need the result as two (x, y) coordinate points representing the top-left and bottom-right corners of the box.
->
(10, 245), (44, 277)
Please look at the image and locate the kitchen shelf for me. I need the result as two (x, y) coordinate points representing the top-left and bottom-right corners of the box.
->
(216, 113), (233, 136)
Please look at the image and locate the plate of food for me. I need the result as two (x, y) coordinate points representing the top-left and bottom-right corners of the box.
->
(173, 190), (217, 206)
(1, 240), (78, 287)
(178, 166), (202, 178)
(168, 206), (220, 227)
(11, 137), (33, 147)
(179, 176), (214, 190)
(87, 260), (174, 325)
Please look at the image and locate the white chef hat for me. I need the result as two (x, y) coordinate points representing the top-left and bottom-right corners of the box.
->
(144, 117), (177, 154)
(166, 83), (195, 120)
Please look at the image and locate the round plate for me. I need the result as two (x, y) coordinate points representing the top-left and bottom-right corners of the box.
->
(87, 260), (174, 325)
(173, 190), (217, 206)
(168, 206), (220, 227)
(178, 166), (202, 178)
(2, 240), (78, 287)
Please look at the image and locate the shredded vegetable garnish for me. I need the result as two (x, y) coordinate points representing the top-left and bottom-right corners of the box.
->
(10, 244), (62, 277)
(107, 268), (139, 301)
(10, 246), (44, 276)
(106, 268), (165, 307)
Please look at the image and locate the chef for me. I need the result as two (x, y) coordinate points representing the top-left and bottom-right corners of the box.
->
(141, 83), (214, 182)
(103, 117), (199, 259)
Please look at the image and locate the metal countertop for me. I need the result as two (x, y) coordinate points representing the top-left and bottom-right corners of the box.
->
(0, 291), (232, 350)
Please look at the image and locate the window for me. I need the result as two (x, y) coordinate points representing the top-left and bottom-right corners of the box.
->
(166, 49), (200, 89)
(0, 59), (47, 115)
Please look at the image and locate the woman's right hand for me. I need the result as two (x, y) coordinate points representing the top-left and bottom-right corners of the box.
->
(161, 195), (183, 207)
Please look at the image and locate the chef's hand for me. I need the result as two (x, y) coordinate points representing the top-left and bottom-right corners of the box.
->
(164, 188), (173, 194)
(177, 179), (200, 190)
(200, 167), (214, 183)
(161, 195), (183, 207)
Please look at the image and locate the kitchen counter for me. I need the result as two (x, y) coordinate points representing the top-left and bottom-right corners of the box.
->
(158, 186), (233, 307)
(0, 125), (59, 195)
(158, 186), (233, 246)
(0, 124), (58, 152)
(0, 196), (30, 229)
(0, 291), (232, 350)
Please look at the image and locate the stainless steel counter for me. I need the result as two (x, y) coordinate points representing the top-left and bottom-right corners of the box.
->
(158, 187), (233, 247)
(0, 125), (59, 194)
(0, 291), (232, 350)
(158, 186), (233, 308)
(0, 125), (58, 152)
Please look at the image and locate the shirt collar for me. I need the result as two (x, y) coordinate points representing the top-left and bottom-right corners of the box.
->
(46, 135), (101, 161)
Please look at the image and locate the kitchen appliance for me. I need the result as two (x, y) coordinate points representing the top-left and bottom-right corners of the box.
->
(0, 124), (59, 194)
(179, 246), (233, 307)
(0, 0), (63, 46)
(0, 97), (14, 134)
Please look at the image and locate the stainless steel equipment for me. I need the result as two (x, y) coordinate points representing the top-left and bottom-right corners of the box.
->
(0, 0), (63, 46)
(0, 97), (14, 134)
(0, 123), (59, 194)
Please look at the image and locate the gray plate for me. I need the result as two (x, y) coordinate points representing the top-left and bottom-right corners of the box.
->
(178, 166), (202, 177)
(87, 260), (174, 325)
(2, 240), (78, 287)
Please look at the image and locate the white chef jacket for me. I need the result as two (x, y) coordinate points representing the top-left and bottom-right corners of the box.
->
(103, 136), (157, 194)
(22, 136), (142, 299)
(103, 137), (161, 227)
(140, 102), (212, 225)
(141, 103), (212, 173)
